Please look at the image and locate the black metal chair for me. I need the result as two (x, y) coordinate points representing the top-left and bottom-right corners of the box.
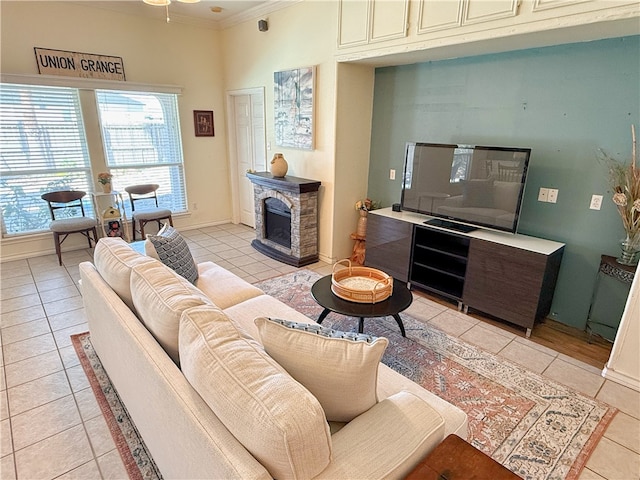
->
(41, 190), (98, 265)
(125, 184), (173, 240)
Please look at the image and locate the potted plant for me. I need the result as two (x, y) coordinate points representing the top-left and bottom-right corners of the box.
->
(603, 125), (640, 265)
(97, 172), (113, 193)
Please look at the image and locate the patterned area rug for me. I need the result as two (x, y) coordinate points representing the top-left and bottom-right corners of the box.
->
(255, 269), (617, 480)
(71, 332), (163, 480)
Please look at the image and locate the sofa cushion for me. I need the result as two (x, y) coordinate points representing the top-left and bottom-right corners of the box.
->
(314, 391), (445, 480)
(93, 237), (154, 312)
(146, 225), (199, 284)
(223, 294), (314, 340)
(196, 262), (264, 310)
(180, 306), (332, 480)
(255, 317), (388, 422)
(130, 260), (212, 365)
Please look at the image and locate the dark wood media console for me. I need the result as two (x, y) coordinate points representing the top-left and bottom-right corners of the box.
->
(365, 214), (413, 283)
(365, 209), (565, 337)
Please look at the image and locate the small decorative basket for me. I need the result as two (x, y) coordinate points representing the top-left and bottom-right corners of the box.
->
(331, 259), (393, 304)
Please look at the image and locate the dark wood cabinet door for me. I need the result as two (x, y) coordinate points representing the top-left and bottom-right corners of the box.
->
(463, 239), (549, 329)
(365, 214), (412, 282)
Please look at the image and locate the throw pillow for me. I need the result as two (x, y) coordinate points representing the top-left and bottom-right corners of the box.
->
(130, 259), (212, 365)
(461, 178), (495, 208)
(146, 225), (198, 284)
(93, 237), (155, 312)
(254, 317), (389, 422)
(180, 306), (332, 480)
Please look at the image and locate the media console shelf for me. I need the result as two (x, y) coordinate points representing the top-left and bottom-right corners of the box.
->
(411, 227), (469, 304)
(366, 208), (565, 337)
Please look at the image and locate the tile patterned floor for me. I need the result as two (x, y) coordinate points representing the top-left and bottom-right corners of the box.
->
(1, 223), (638, 479)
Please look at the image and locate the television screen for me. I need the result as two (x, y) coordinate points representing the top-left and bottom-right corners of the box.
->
(400, 142), (531, 233)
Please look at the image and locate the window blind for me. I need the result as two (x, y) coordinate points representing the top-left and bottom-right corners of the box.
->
(0, 84), (93, 235)
(95, 90), (187, 216)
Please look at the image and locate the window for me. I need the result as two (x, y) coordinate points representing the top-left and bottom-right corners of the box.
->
(0, 84), (93, 235)
(450, 146), (473, 183)
(95, 90), (187, 216)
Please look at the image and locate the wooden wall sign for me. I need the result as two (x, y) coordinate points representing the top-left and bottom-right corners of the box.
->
(34, 47), (126, 81)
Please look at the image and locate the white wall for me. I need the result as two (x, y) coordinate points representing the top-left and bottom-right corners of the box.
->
(0, 0), (377, 264)
(333, 62), (375, 260)
(0, 1), (232, 260)
(604, 265), (640, 392)
(220, 1), (372, 262)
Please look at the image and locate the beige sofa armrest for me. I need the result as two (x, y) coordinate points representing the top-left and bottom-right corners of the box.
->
(314, 391), (445, 480)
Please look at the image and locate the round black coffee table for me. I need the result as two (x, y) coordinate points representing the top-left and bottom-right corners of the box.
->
(310, 275), (412, 337)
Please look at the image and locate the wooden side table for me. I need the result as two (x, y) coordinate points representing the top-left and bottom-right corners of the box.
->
(91, 191), (130, 242)
(586, 255), (635, 342)
(405, 434), (520, 480)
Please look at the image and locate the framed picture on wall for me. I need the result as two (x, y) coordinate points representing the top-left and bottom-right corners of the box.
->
(274, 66), (315, 150)
(194, 110), (214, 137)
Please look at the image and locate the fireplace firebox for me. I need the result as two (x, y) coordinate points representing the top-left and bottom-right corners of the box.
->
(246, 172), (321, 267)
(264, 198), (291, 249)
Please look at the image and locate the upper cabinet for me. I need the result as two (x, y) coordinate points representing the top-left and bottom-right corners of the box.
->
(336, 0), (639, 60)
(531, 0), (590, 11)
(338, 0), (409, 48)
(418, 0), (518, 34)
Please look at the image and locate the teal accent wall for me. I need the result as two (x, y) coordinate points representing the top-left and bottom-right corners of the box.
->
(368, 36), (640, 329)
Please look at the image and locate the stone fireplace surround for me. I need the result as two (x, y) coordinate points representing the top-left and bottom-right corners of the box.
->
(246, 172), (321, 267)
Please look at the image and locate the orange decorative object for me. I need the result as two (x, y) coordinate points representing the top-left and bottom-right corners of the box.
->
(350, 233), (366, 265)
(331, 259), (393, 303)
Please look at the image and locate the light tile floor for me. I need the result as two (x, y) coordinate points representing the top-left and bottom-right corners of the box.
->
(1, 223), (638, 479)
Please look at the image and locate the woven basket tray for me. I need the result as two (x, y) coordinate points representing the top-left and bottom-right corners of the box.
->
(331, 259), (393, 304)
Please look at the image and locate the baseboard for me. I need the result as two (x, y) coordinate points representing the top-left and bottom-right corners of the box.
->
(602, 366), (640, 392)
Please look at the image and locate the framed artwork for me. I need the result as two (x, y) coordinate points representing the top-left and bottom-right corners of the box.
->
(194, 110), (214, 137)
(274, 66), (315, 150)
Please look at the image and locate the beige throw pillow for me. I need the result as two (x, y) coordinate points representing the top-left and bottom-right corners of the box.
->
(130, 259), (212, 365)
(254, 317), (389, 422)
(93, 237), (154, 312)
(180, 306), (332, 480)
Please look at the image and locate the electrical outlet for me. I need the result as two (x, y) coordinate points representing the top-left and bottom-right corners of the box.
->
(590, 194), (603, 210)
(390, 169), (396, 180)
(538, 188), (549, 202)
(547, 189), (558, 203)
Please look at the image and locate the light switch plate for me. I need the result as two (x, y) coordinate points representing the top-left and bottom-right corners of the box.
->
(590, 194), (603, 210)
(390, 169), (396, 180)
(547, 189), (558, 203)
(538, 188), (549, 202)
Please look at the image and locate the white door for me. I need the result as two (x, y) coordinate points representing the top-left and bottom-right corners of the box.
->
(230, 89), (266, 227)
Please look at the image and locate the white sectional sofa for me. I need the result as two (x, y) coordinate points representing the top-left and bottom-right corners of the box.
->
(79, 237), (467, 479)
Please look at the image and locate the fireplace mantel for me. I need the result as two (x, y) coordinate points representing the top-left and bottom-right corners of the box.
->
(247, 171), (321, 267)
(246, 172), (321, 194)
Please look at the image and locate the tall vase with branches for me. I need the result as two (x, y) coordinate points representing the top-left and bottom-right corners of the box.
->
(603, 125), (640, 265)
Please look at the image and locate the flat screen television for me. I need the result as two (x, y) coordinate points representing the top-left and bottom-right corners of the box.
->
(400, 142), (531, 234)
